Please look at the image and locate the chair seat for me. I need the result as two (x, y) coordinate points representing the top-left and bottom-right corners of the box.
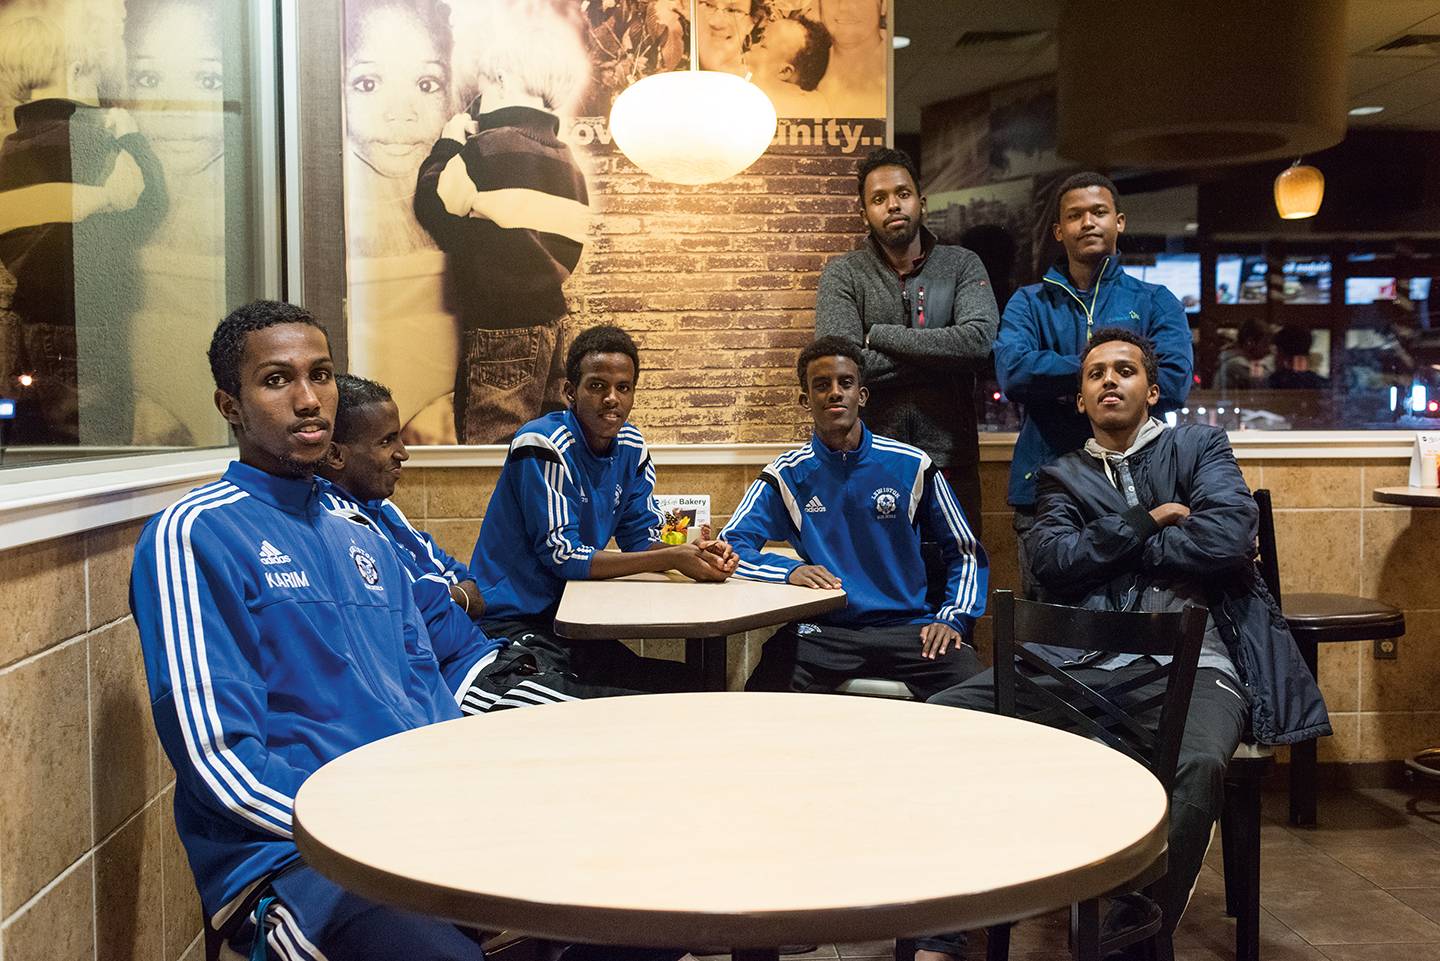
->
(1229, 741), (1275, 765)
(835, 677), (914, 699)
(1282, 593), (1405, 643)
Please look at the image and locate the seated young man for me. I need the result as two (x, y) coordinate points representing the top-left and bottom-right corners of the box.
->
(130, 301), (485, 960)
(721, 336), (988, 700)
(469, 324), (737, 692)
(929, 328), (1330, 949)
(319, 373), (630, 710)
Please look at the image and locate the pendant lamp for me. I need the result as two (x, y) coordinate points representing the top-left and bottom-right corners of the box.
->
(608, 0), (777, 185)
(1274, 160), (1325, 219)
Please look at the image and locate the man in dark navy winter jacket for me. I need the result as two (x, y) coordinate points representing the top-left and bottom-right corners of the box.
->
(932, 328), (1328, 944)
(994, 172), (1193, 595)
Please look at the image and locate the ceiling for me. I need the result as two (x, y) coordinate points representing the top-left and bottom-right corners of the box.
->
(891, 1), (1440, 136)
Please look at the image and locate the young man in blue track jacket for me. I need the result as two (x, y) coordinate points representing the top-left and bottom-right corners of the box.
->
(469, 324), (738, 693)
(129, 301), (486, 961)
(319, 373), (629, 709)
(994, 171), (1193, 596)
(721, 336), (989, 704)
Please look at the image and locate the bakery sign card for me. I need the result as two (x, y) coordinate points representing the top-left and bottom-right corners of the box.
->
(1409, 432), (1440, 488)
(654, 494), (711, 544)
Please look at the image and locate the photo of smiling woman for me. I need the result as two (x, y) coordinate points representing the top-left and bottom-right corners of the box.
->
(342, 0), (461, 443)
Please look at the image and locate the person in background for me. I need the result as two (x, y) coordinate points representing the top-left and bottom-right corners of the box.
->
(743, 14), (832, 117)
(723, 337), (987, 705)
(469, 325), (737, 693)
(414, 0), (590, 444)
(130, 300), (486, 960)
(815, 147), (999, 537)
(319, 372), (631, 710)
(931, 328), (1328, 950)
(1267, 325), (1329, 390)
(993, 171), (1192, 598)
(814, 0), (885, 116)
(1214, 318), (1273, 392)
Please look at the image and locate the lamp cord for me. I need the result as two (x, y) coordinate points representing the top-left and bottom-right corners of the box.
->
(688, 0), (698, 70)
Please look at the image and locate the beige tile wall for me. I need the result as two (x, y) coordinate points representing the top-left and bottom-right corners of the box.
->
(0, 520), (202, 961)
(397, 455), (1440, 764)
(0, 454), (1433, 959)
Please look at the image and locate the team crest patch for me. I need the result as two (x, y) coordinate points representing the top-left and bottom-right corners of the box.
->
(871, 487), (900, 520)
(349, 545), (383, 592)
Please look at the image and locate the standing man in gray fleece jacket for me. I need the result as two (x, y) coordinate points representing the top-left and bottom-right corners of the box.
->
(814, 148), (1000, 534)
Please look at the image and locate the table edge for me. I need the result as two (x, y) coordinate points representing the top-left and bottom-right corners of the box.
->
(1372, 486), (1440, 507)
(294, 805), (1168, 946)
(554, 591), (847, 640)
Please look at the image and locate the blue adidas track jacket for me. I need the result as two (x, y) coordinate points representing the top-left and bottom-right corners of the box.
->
(319, 486), (471, 584)
(319, 482), (504, 711)
(721, 425), (989, 632)
(130, 462), (462, 927)
(470, 408), (663, 621)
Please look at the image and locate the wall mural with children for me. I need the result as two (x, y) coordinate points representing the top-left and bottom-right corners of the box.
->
(340, 0), (890, 447)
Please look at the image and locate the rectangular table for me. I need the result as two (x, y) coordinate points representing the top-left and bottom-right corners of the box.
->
(554, 572), (846, 691)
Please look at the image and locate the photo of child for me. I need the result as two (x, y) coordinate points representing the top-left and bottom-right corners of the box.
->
(342, 0), (462, 443)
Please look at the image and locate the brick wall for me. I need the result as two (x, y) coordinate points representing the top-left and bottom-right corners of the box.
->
(569, 148), (867, 445)
(0, 521), (203, 961)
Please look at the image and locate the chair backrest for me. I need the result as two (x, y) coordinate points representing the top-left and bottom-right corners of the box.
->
(1252, 488), (1283, 609)
(991, 590), (1208, 793)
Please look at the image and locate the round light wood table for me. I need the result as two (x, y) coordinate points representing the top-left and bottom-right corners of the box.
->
(294, 693), (1167, 952)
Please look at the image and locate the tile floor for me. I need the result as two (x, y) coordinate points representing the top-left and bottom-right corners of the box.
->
(706, 785), (1440, 961)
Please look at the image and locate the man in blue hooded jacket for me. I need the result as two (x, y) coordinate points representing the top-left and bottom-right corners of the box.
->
(994, 172), (1193, 596)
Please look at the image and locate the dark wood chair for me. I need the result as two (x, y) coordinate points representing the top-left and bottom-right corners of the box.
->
(1252, 489), (1405, 826)
(1220, 741), (1272, 961)
(982, 590), (1207, 961)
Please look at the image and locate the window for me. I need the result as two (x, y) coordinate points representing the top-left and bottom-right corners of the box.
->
(0, 0), (278, 468)
(907, 6), (1440, 433)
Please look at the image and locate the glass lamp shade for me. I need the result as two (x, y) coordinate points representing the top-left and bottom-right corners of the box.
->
(609, 70), (778, 185)
(1274, 163), (1325, 219)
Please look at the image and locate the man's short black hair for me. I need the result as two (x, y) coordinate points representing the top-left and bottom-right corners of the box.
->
(788, 16), (831, 91)
(1053, 171), (1120, 224)
(797, 336), (865, 388)
(856, 147), (919, 201)
(333, 373), (393, 444)
(1080, 327), (1158, 388)
(207, 300), (329, 397)
(1274, 325), (1314, 360)
(565, 325), (640, 385)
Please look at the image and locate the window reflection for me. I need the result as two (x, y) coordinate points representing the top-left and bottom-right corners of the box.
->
(917, 75), (1440, 433)
(0, 0), (262, 465)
